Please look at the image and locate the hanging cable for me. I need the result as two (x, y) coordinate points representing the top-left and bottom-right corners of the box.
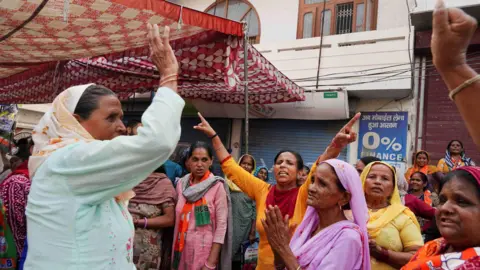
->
(315, 0), (328, 89)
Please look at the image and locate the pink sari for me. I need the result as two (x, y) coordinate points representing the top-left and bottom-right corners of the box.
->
(289, 159), (371, 270)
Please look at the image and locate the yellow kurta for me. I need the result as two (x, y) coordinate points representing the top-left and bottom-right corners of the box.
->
(221, 157), (313, 270)
(361, 161), (424, 270)
(368, 209), (424, 270)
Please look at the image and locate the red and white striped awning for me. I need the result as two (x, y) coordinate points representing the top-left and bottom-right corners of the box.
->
(0, 0), (305, 104)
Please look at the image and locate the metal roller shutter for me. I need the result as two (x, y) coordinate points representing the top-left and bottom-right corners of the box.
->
(422, 55), (480, 164)
(243, 119), (348, 183)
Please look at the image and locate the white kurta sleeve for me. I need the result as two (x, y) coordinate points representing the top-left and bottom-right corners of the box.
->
(46, 87), (185, 204)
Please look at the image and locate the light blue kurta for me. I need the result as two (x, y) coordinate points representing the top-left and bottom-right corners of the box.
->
(25, 88), (185, 270)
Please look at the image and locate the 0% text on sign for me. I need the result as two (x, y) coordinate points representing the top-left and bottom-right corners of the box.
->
(362, 132), (402, 152)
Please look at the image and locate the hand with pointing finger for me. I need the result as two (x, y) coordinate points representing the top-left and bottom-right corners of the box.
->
(331, 112), (360, 150)
(194, 113), (217, 138)
(432, 0), (478, 74)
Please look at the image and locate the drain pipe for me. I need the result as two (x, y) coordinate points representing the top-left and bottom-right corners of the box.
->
(416, 56), (427, 151)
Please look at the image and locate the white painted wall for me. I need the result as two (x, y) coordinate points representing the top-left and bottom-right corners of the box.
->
(192, 90), (349, 120)
(346, 55), (425, 170)
(16, 104), (50, 130)
(376, 0), (479, 30)
(174, 0), (298, 44)
(414, 0), (480, 11)
(377, 0), (415, 30)
(171, 0), (419, 167)
(255, 27), (413, 96)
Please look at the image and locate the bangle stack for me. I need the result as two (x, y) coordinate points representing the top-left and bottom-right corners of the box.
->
(449, 74), (480, 101)
(160, 74), (178, 87)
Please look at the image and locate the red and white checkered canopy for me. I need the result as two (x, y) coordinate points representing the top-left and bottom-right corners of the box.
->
(0, 0), (305, 104)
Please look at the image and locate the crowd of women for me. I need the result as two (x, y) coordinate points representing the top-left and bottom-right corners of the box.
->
(0, 0), (478, 269)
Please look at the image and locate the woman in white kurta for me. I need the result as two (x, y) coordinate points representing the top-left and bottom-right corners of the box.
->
(24, 24), (183, 270)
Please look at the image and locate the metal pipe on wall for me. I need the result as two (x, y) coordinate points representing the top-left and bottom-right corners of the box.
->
(417, 56), (427, 151)
(243, 22), (249, 154)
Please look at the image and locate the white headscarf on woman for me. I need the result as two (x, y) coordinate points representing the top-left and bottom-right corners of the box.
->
(397, 170), (409, 205)
(29, 83), (133, 201)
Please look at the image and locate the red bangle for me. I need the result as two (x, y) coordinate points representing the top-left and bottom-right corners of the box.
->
(220, 155), (232, 165)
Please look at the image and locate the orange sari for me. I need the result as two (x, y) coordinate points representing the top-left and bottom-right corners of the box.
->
(402, 238), (480, 270)
(423, 190), (432, 206)
(405, 151), (438, 180)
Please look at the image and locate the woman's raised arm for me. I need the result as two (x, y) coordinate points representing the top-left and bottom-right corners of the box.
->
(432, 0), (480, 150)
(299, 113), (360, 195)
(194, 113), (270, 202)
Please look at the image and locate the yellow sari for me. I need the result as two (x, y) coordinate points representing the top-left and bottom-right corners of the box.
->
(361, 162), (423, 270)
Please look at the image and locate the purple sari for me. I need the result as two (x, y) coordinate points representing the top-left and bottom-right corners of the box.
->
(289, 159), (371, 270)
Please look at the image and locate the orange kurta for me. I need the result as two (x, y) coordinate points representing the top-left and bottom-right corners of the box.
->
(221, 157), (314, 270)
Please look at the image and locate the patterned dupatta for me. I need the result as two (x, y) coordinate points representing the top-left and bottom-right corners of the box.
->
(402, 238), (480, 270)
(0, 199), (16, 270)
(444, 149), (473, 171)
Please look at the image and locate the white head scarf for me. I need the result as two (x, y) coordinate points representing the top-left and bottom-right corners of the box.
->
(29, 84), (94, 176)
(29, 84), (133, 201)
(396, 170), (409, 205)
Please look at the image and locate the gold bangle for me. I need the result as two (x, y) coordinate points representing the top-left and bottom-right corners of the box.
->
(160, 73), (178, 82)
(160, 78), (178, 87)
(449, 74), (480, 101)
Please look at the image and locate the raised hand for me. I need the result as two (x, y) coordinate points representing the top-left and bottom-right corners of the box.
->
(331, 112), (360, 149)
(194, 113), (216, 138)
(147, 24), (179, 77)
(432, 0), (478, 74)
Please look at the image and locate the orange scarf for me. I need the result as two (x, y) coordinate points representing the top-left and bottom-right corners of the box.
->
(402, 238), (480, 270)
(407, 150), (431, 180)
(173, 171), (211, 269)
(423, 190), (432, 206)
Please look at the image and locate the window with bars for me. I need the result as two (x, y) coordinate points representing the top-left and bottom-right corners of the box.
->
(336, 3), (353, 34)
(297, 0), (377, 39)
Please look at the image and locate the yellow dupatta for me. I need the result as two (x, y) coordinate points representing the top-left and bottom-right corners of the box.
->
(226, 154), (256, 192)
(360, 161), (420, 238)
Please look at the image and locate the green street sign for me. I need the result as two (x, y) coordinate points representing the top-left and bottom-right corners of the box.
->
(323, 92), (338, 99)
